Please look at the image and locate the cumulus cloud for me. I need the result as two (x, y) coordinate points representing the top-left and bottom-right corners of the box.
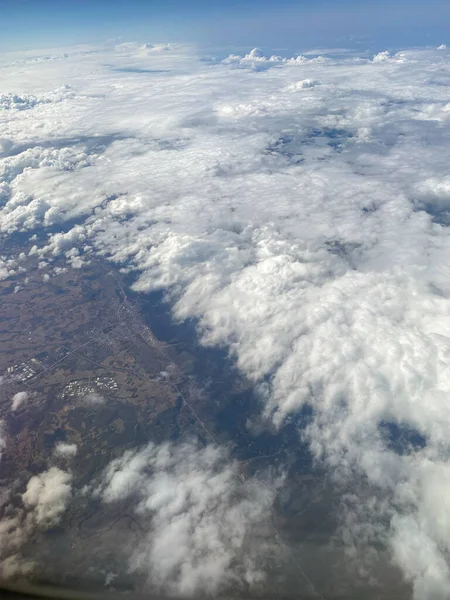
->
(81, 392), (105, 406)
(222, 48), (321, 71)
(53, 442), (78, 458)
(413, 177), (450, 212)
(0, 93), (51, 111)
(91, 441), (280, 596)
(288, 78), (320, 90)
(2, 41), (450, 596)
(0, 467), (72, 578)
(372, 50), (407, 63)
(11, 391), (28, 411)
(114, 42), (176, 54)
(22, 467), (72, 527)
(0, 255), (17, 280)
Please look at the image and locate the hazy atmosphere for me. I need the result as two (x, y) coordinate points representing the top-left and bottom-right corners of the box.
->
(1, 2), (450, 599)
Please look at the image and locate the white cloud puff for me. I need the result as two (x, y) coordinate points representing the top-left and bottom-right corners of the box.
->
(53, 442), (78, 458)
(372, 50), (407, 63)
(0, 467), (72, 577)
(11, 391), (28, 411)
(223, 48), (319, 70)
(81, 392), (105, 406)
(0, 260), (12, 280)
(22, 467), (72, 527)
(0, 93), (50, 111)
(289, 78), (320, 90)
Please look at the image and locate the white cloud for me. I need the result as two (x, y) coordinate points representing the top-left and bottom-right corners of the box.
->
(0, 437), (278, 592)
(114, 42), (176, 54)
(81, 392), (105, 406)
(0, 93), (51, 111)
(2, 41), (450, 596)
(288, 78), (320, 90)
(11, 391), (28, 411)
(0, 256), (16, 280)
(139, 43), (177, 53)
(22, 467), (72, 527)
(413, 177), (450, 212)
(92, 441), (280, 595)
(222, 48), (322, 71)
(0, 467), (72, 577)
(372, 50), (407, 63)
(0, 420), (6, 460)
(0, 554), (35, 579)
(53, 442), (78, 458)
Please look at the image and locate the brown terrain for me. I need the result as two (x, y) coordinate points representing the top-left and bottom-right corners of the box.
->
(0, 251), (232, 483)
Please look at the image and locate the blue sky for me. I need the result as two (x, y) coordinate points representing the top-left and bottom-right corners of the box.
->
(0, 0), (448, 53)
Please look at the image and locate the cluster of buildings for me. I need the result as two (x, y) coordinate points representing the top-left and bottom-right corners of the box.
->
(61, 376), (118, 399)
(6, 358), (42, 382)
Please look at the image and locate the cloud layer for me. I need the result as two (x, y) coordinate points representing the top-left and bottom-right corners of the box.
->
(2, 41), (450, 597)
(91, 441), (279, 595)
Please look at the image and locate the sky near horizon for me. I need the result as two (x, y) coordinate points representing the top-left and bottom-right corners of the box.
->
(0, 0), (449, 53)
